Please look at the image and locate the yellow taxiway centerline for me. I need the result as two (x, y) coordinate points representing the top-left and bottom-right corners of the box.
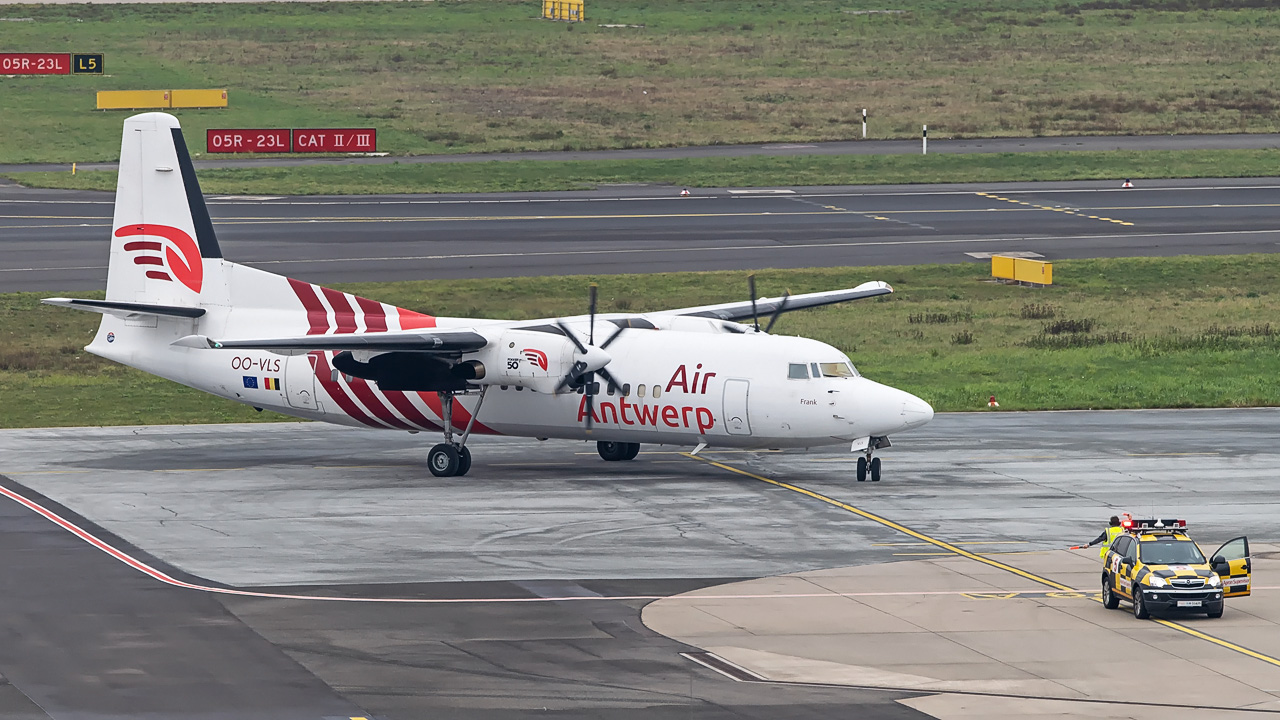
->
(684, 453), (1280, 671)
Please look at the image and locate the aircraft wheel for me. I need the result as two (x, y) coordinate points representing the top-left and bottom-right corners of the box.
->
(622, 443), (641, 460)
(1102, 575), (1119, 609)
(597, 441), (630, 461)
(856, 456), (868, 482)
(428, 443), (461, 477)
(456, 446), (472, 476)
(870, 457), (882, 482)
(1132, 590), (1150, 620)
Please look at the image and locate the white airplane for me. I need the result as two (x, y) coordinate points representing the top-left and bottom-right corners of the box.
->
(45, 113), (933, 479)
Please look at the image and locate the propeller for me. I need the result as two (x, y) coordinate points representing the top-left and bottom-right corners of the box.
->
(763, 291), (791, 334)
(748, 275), (791, 334)
(554, 284), (629, 431)
(748, 274), (760, 332)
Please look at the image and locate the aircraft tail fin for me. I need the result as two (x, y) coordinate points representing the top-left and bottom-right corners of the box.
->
(106, 112), (221, 306)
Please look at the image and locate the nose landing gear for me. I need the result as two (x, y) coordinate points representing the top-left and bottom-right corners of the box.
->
(854, 436), (890, 482)
(427, 387), (486, 477)
(856, 454), (881, 482)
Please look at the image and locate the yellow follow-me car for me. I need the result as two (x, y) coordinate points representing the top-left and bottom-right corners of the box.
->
(1101, 518), (1251, 619)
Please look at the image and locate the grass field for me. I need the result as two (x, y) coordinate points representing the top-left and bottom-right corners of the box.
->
(1, 0), (1278, 165)
(3, 254), (1279, 428)
(17, 148), (1280, 195)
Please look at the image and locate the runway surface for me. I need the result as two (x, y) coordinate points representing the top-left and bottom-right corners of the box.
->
(0, 409), (1277, 718)
(4, 132), (1279, 173)
(3, 177), (1280, 293)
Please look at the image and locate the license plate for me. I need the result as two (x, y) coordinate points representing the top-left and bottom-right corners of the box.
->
(1177, 600), (1202, 608)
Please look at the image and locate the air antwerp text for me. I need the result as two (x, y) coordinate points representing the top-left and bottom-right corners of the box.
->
(578, 396), (715, 433)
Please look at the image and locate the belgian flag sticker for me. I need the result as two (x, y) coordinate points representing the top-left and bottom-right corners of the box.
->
(263, 377), (281, 390)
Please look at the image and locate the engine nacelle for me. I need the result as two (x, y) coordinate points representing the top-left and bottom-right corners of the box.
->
(464, 329), (578, 394)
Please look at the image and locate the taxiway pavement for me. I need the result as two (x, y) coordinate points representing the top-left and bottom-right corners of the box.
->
(3, 177), (1279, 292)
(0, 409), (1277, 718)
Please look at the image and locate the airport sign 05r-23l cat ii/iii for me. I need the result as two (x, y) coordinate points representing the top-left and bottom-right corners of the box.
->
(44, 113), (934, 479)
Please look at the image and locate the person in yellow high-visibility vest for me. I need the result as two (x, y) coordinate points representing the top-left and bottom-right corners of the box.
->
(1086, 516), (1124, 558)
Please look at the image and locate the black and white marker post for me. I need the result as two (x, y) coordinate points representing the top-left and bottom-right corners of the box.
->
(922, 124), (928, 155)
(862, 108), (868, 139)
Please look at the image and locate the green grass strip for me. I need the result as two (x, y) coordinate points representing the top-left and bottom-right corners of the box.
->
(3, 254), (1279, 428)
(12, 148), (1280, 195)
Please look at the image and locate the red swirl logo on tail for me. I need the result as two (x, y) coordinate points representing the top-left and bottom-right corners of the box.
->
(116, 224), (203, 294)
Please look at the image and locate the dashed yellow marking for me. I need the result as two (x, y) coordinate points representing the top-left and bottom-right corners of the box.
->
(684, 454), (1280, 672)
(976, 191), (1134, 226)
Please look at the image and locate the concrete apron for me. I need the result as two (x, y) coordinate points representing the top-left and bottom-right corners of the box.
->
(643, 545), (1280, 716)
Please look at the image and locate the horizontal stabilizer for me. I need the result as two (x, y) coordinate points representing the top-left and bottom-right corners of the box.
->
(667, 281), (893, 322)
(174, 330), (488, 354)
(43, 297), (206, 319)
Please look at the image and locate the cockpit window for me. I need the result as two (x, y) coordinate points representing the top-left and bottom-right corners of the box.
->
(819, 362), (858, 378)
(788, 363), (809, 379)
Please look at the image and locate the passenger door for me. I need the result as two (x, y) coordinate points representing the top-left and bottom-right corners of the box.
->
(1211, 537), (1251, 597)
(722, 378), (751, 435)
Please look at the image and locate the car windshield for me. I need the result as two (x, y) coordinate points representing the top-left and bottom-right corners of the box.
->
(1139, 539), (1205, 565)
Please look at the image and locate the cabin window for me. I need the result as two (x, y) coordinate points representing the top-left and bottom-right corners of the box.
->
(819, 362), (857, 378)
(652, 385), (662, 398)
(622, 383), (631, 396)
(607, 382), (616, 396)
(637, 384), (646, 398)
(788, 363), (809, 379)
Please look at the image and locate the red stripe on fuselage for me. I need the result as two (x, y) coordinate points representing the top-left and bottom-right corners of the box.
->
(288, 277), (331, 336)
(321, 287), (358, 333)
(356, 297), (388, 333)
(288, 279), (386, 427)
(399, 310), (437, 329)
(123, 241), (161, 252)
(310, 352), (384, 428)
(145, 270), (171, 281)
(381, 391), (443, 432)
(420, 392), (499, 436)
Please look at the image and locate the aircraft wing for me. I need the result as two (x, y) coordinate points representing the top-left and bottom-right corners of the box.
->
(661, 281), (892, 321)
(173, 330), (488, 354)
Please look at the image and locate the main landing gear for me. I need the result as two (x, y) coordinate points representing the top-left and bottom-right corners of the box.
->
(428, 388), (487, 478)
(597, 441), (640, 462)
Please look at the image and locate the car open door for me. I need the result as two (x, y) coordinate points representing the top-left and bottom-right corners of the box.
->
(1211, 536), (1251, 597)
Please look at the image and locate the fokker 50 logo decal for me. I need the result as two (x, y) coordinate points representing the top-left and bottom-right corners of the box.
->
(116, 224), (203, 293)
(523, 348), (549, 371)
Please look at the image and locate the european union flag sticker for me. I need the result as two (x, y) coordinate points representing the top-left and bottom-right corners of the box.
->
(242, 376), (259, 389)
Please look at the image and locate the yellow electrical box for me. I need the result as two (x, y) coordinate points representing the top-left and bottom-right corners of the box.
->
(542, 0), (584, 21)
(170, 89), (228, 109)
(1014, 257), (1052, 285)
(991, 255), (1016, 282)
(992, 255), (1053, 285)
(96, 90), (171, 110)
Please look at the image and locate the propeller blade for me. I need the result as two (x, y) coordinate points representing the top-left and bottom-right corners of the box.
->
(763, 291), (792, 334)
(556, 319), (589, 355)
(599, 323), (626, 350)
(748, 274), (760, 333)
(588, 283), (598, 345)
(556, 359), (589, 394)
(596, 366), (621, 392)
